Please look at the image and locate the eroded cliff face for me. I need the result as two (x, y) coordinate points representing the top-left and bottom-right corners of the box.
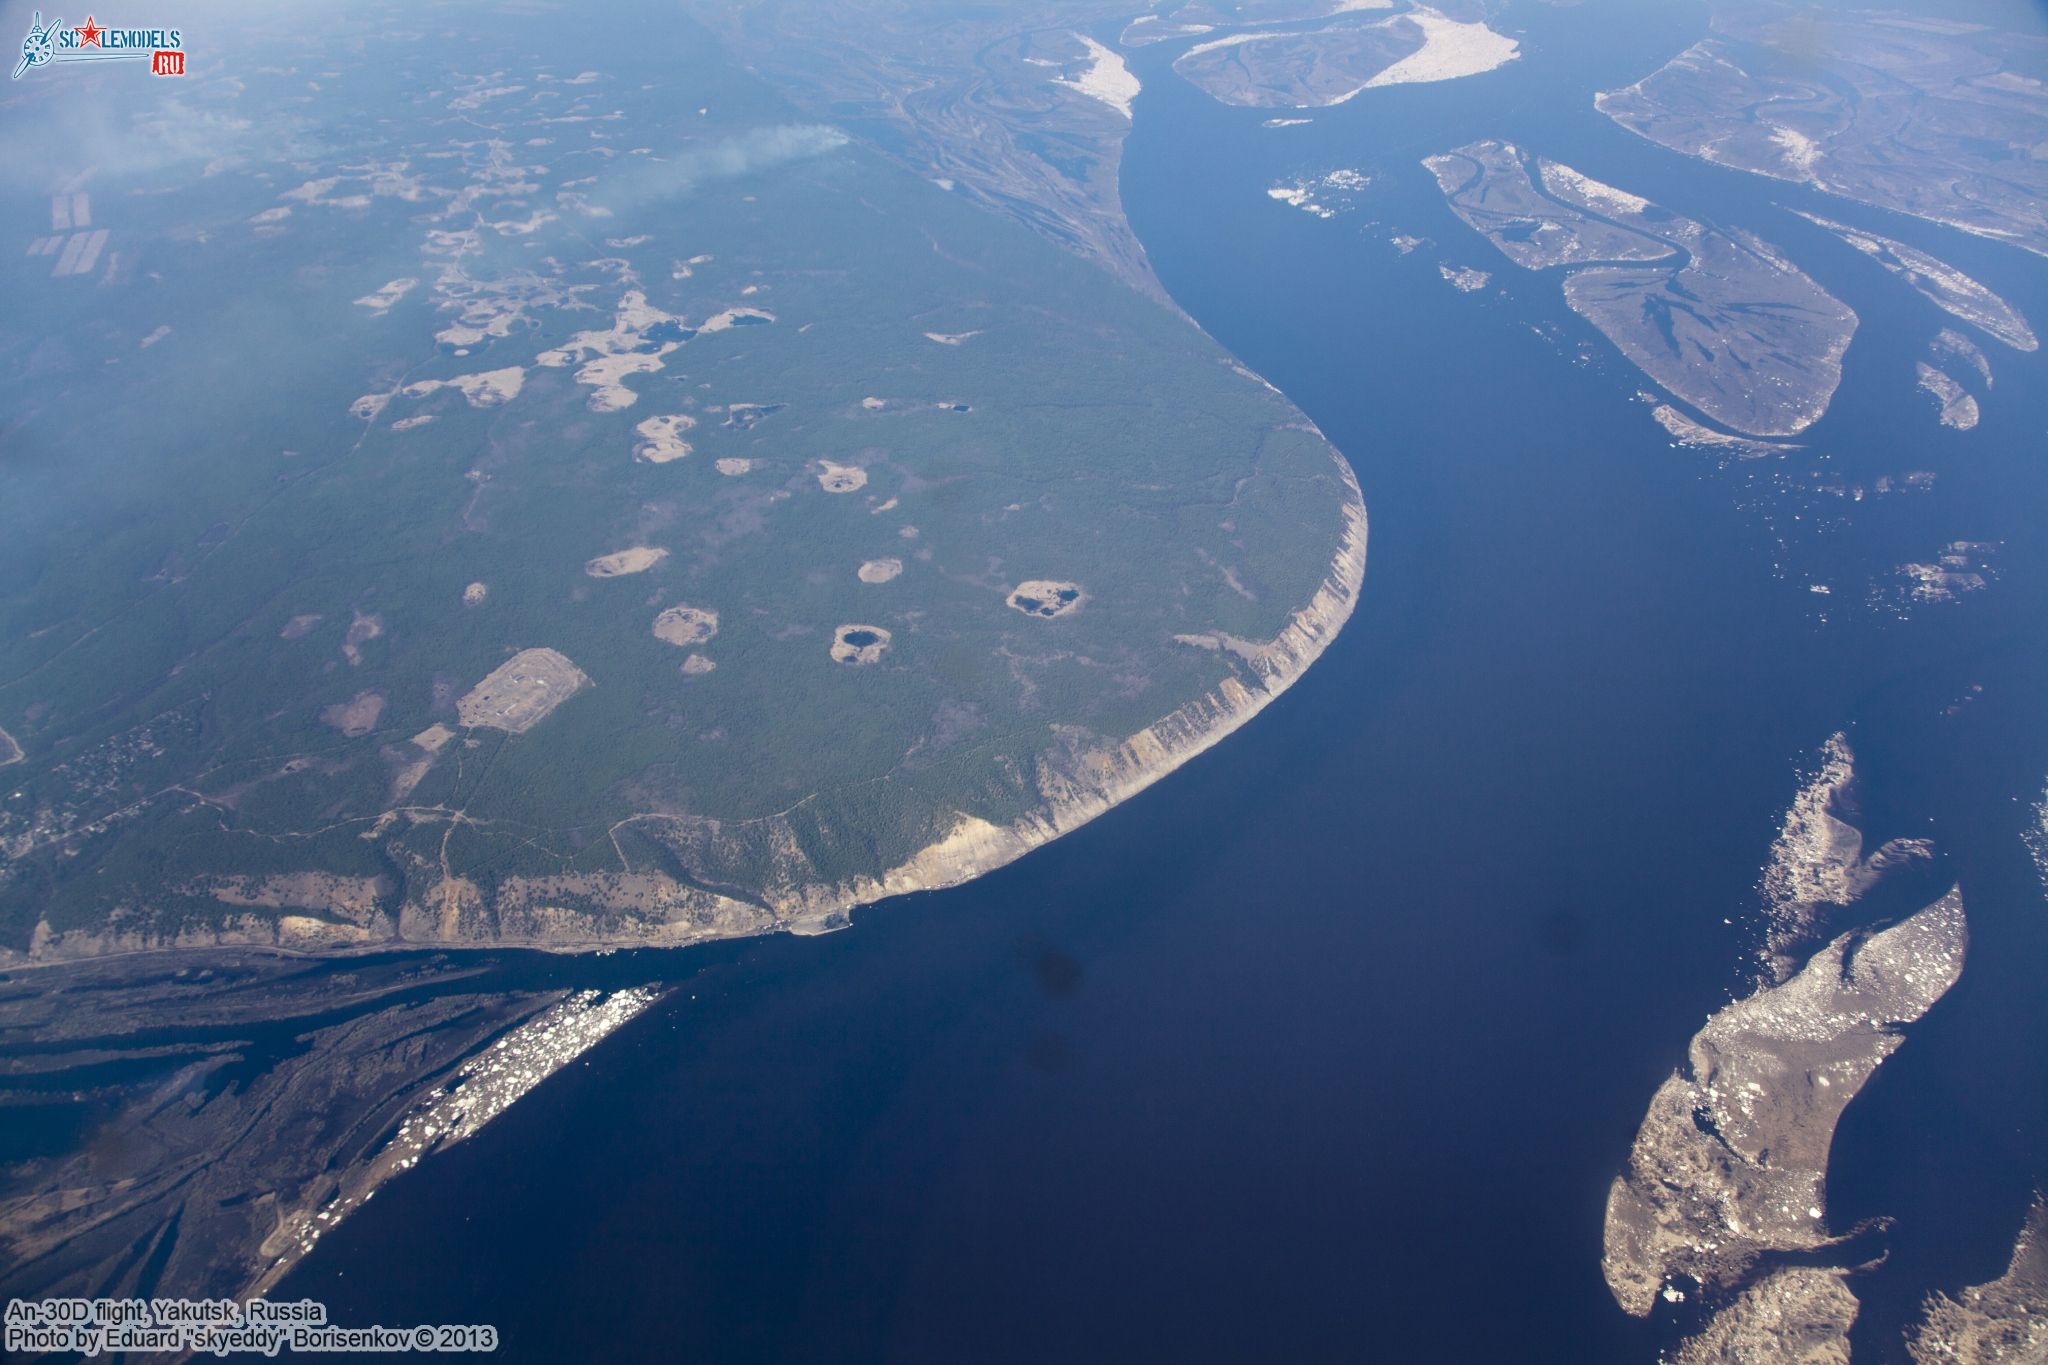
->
(781, 480), (1367, 924)
(1603, 889), (1967, 1316)
(0, 468), (1367, 1313)
(461, 471), (1363, 949)
(15, 465), (1366, 966)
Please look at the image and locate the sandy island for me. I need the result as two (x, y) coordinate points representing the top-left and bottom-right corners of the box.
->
(1055, 34), (1140, 119)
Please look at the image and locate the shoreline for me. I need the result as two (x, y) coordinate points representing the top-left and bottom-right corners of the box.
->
(7, 460), (1366, 971)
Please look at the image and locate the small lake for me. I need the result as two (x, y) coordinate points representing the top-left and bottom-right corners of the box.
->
(285, 2), (2048, 1358)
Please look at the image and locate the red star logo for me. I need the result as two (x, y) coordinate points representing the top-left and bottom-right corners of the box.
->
(75, 16), (102, 46)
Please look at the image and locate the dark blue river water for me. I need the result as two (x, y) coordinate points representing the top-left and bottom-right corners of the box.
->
(283, 2), (2048, 1359)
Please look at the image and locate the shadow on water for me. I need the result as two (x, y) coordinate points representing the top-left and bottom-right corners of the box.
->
(269, 1), (2048, 1360)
